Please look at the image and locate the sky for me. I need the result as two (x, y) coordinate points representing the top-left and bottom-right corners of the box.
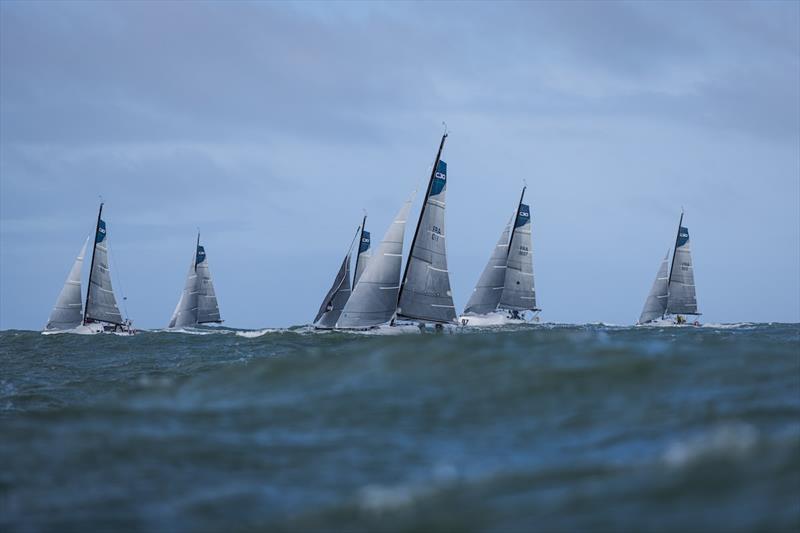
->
(1, 0), (798, 330)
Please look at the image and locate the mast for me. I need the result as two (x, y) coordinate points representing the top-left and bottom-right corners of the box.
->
(506, 185), (527, 260)
(665, 210), (684, 317)
(352, 215), (366, 287)
(195, 232), (200, 272)
(83, 202), (103, 325)
(396, 132), (447, 309)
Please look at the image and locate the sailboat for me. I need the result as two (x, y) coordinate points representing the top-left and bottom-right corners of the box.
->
(638, 210), (701, 326)
(168, 233), (223, 328)
(460, 186), (540, 326)
(335, 196), (414, 329)
(313, 216), (371, 329)
(394, 132), (457, 329)
(43, 203), (135, 335)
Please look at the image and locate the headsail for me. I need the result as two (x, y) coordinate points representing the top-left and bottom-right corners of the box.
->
(45, 237), (89, 330)
(337, 195), (414, 328)
(84, 204), (123, 325)
(499, 201), (537, 312)
(638, 251), (669, 324)
(314, 252), (352, 328)
(396, 134), (456, 324)
(169, 250), (200, 328)
(463, 218), (511, 315)
(666, 214), (699, 315)
(195, 244), (222, 323)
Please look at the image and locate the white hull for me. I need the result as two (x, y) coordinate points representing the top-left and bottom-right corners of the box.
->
(42, 322), (136, 336)
(458, 310), (539, 327)
(637, 316), (701, 327)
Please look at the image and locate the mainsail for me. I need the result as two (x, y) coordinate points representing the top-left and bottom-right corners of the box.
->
(638, 251), (669, 324)
(45, 237), (89, 330)
(666, 213), (699, 315)
(195, 244), (221, 323)
(169, 235), (222, 327)
(499, 201), (538, 311)
(463, 218), (511, 315)
(336, 195), (414, 328)
(314, 252), (352, 328)
(84, 204), (123, 325)
(396, 134), (456, 324)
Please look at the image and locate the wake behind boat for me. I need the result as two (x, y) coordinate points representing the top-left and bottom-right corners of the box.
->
(460, 186), (540, 326)
(43, 203), (135, 335)
(638, 210), (701, 326)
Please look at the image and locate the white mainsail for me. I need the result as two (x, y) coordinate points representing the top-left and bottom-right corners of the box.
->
(336, 195), (414, 329)
(666, 216), (699, 316)
(45, 237), (89, 331)
(84, 208), (123, 325)
(396, 134), (457, 324)
(498, 202), (537, 312)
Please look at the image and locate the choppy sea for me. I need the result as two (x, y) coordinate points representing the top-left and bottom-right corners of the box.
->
(1, 323), (798, 532)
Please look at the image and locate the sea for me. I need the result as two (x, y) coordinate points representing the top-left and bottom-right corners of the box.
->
(1, 323), (798, 532)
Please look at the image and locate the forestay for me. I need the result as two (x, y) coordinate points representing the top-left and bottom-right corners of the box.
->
(499, 203), (537, 311)
(337, 196), (414, 328)
(45, 238), (89, 330)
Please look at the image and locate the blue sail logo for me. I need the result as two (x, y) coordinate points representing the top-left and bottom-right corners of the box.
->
(430, 160), (447, 197)
(677, 226), (690, 247)
(196, 245), (206, 265)
(359, 231), (371, 254)
(95, 220), (107, 243)
(515, 204), (531, 228)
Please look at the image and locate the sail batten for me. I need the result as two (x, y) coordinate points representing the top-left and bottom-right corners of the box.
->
(396, 135), (457, 324)
(336, 195), (414, 328)
(45, 238), (89, 331)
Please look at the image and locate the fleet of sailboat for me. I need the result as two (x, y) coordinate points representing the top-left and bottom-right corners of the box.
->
(638, 211), (701, 326)
(168, 233), (223, 328)
(44, 203), (135, 335)
(42, 132), (706, 334)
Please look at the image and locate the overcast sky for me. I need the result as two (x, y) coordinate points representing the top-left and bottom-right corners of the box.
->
(1, 0), (798, 330)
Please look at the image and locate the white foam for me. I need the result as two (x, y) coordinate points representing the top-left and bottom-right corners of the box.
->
(235, 328), (279, 338)
(662, 423), (759, 467)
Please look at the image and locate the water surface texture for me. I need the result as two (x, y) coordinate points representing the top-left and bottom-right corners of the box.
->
(1, 324), (798, 532)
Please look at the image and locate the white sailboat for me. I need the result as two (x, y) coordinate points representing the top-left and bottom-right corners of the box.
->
(44, 203), (135, 335)
(459, 186), (540, 326)
(393, 131), (457, 331)
(637, 210), (701, 326)
(168, 233), (223, 328)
